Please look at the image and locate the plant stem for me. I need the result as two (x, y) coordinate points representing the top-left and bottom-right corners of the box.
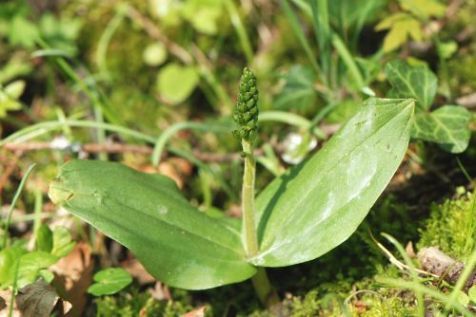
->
(252, 268), (279, 306)
(241, 140), (278, 306)
(241, 139), (258, 256)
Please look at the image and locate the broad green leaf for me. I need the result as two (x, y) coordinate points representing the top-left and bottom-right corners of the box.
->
(412, 106), (471, 153)
(274, 65), (317, 112)
(385, 60), (437, 110)
(88, 268), (132, 296)
(252, 98), (414, 267)
(48, 160), (256, 290)
(157, 63), (199, 105)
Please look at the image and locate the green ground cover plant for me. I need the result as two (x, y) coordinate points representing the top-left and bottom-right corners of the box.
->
(48, 68), (415, 305)
(1, 0), (476, 315)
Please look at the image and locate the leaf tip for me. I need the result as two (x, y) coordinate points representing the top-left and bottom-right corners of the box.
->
(48, 180), (73, 205)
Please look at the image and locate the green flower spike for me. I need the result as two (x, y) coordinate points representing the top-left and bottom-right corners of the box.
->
(233, 67), (259, 141)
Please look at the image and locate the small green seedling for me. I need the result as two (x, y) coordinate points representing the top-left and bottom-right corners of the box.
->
(88, 268), (132, 296)
(0, 80), (25, 118)
(48, 68), (415, 305)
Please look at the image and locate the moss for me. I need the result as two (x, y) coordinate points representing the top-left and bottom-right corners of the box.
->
(94, 287), (196, 317)
(418, 189), (476, 259)
(446, 54), (476, 93)
(352, 293), (416, 317)
(289, 290), (321, 317)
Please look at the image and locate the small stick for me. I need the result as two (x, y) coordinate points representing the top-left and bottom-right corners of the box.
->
(417, 247), (476, 290)
(1, 142), (265, 163)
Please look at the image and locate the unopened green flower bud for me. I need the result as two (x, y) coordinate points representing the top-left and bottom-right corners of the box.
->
(233, 67), (259, 141)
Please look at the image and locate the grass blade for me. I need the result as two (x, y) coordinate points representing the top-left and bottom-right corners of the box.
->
(281, 0), (320, 75)
(3, 164), (36, 248)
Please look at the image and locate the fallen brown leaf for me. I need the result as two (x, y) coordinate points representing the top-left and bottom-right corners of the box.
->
(51, 242), (93, 317)
(121, 258), (155, 285)
(16, 280), (72, 317)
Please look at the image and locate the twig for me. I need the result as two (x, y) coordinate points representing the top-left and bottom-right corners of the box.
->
(373, 235), (438, 278)
(1, 142), (265, 163)
(418, 247), (476, 290)
(2, 142), (151, 155)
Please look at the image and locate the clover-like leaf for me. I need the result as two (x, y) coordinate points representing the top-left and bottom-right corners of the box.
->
(87, 268), (132, 296)
(156, 63), (199, 105)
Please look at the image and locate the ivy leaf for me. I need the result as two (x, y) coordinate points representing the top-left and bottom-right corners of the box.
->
(87, 268), (132, 296)
(156, 63), (199, 105)
(413, 106), (471, 153)
(274, 65), (317, 111)
(385, 60), (437, 110)
(16, 280), (72, 317)
(252, 98), (414, 267)
(376, 13), (422, 52)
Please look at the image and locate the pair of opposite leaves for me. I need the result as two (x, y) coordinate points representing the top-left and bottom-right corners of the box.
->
(49, 98), (414, 290)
